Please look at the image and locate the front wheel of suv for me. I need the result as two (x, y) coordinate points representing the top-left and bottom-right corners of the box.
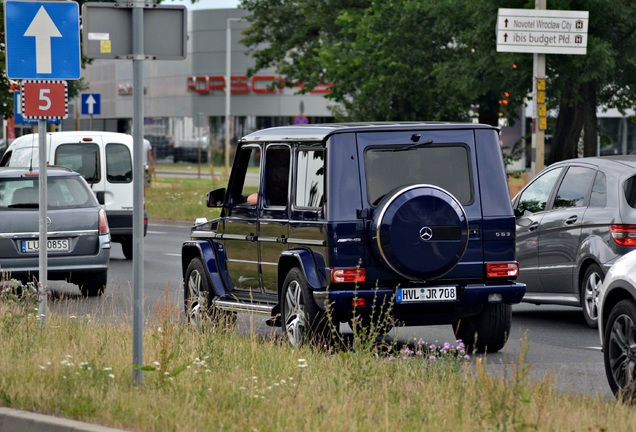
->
(184, 258), (236, 329)
(281, 267), (330, 347)
(582, 264), (603, 329)
(453, 303), (511, 353)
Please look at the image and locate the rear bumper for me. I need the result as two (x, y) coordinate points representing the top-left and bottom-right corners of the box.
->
(0, 239), (110, 279)
(313, 282), (526, 324)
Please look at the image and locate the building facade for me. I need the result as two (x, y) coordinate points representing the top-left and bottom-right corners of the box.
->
(68, 8), (333, 160)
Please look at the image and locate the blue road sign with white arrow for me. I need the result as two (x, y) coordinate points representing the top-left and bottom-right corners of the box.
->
(4, 1), (80, 80)
(81, 94), (101, 115)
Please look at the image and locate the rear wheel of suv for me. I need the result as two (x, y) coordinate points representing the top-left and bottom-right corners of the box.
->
(603, 298), (636, 400)
(371, 185), (469, 281)
(453, 303), (511, 353)
(581, 264), (603, 329)
(184, 258), (236, 329)
(282, 267), (331, 347)
(77, 271), (107, 297)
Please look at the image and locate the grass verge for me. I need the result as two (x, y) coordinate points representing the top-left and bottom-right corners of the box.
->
(1, 285), (635, 431)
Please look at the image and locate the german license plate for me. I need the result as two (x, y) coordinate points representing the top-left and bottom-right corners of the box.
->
(21, 239), (70, 253)
(397, 286), (457, 303)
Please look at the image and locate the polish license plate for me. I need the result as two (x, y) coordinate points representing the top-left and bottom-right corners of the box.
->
(397, 286), (457, 303)
(21, 239), (70, 253)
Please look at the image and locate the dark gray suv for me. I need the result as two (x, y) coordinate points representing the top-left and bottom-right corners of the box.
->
(513, 156), (636, 328)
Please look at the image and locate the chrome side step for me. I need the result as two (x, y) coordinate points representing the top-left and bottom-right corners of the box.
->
(213, 299), (274, 315)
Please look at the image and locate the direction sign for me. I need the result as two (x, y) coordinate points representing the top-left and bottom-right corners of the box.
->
(496, 8), (589, 55)
(81, 93), (101, 115)
(4, 1), (80, 79)
(21, 80), (68, 119)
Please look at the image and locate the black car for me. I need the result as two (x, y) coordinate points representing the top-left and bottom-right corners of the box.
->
(182, 123), (525, 352)
(0, 166), (110, 296)
(513, 156), (636, 328)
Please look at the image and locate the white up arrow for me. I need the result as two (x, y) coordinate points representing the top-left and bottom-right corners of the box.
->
(85, 95), (97, 114)
(24, 6), (62, 74)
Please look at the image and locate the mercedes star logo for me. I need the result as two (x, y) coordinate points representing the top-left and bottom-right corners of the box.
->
(419, 226), (433, 241)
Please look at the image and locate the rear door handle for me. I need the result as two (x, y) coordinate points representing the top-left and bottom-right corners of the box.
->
(565, 215), (578, 225)
(528, 221), (539, 231)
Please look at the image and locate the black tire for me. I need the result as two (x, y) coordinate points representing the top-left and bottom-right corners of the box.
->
(603, 298), (636, 401)
(281, 267), (331, 347)
(453, 303), (511, 353)
(121, 237), (133, 260)
(581, 264), (603, 328)
(184, 258), (236, 328)
(78, 271), (107, 297)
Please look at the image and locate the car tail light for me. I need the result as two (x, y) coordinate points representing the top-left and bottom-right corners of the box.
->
(98, 209), (109, 235)
(486, 262), (519, 278)
(352, 297), (366, 307)
(331, 268), (366, 283)
(610, 224), (636, 247)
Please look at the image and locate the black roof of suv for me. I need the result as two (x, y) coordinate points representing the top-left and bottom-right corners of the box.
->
(182, 122), (525, 352)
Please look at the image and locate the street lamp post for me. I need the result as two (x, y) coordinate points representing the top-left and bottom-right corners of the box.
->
(225, 18), (243, 177)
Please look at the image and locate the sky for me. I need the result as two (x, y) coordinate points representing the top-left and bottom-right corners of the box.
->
(163, 0), (240, 9)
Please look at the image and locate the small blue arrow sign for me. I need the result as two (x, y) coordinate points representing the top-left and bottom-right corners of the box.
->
(81, 94), (101, 115)
(4, 1), (80, 80)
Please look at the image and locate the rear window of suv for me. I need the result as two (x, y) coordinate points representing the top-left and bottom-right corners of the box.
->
(365, 145), (472, 206)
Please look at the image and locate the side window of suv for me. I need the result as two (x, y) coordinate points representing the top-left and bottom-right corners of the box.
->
(296, 148), (325, 208)
(553, 166), (596, 209)
(229, 145), (261, 207)
(264, 145), (290, 207)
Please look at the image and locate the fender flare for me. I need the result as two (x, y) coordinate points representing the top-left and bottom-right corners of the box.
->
(278, 248), (327, 292)
(181, 240), (230, 297)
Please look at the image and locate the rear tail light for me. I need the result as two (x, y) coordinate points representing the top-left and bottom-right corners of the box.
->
(98, 208), (109, 235)
(486, 262), (519, 278)
(331, 268), (366, 283)
(610, 224), (636, 247)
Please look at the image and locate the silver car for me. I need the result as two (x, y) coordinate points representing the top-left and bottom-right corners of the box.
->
(513, 156), (636, 328)
(0, 167), (110, 296)
(598, 249), (636, 399)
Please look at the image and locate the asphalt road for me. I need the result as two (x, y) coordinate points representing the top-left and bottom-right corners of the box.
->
(45, 221), (612, 399)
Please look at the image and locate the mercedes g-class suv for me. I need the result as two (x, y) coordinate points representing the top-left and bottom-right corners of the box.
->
(181, 123), (525, 352)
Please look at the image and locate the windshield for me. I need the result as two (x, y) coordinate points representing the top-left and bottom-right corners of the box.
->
(365, 144), (473, 206)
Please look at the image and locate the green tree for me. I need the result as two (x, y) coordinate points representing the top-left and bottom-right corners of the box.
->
(240, 0), (532, 124)
(240, 0), (636, 163)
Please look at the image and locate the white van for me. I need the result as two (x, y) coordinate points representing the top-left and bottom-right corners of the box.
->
(0, 131), (145, 259)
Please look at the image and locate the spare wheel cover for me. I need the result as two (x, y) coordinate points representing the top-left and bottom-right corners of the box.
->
(371, 184), (469, 280)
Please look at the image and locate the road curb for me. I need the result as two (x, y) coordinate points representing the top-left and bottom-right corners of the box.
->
(0, 407), (127, 432)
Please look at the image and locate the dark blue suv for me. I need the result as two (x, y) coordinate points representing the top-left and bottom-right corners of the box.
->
(181, 123), (525, 352)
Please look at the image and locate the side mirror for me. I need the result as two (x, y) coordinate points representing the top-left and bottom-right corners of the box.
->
(206, 188), (226, 208)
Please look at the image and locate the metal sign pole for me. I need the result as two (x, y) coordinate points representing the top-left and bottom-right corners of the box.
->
(37, 119), (48, 326)
(131, 0), (145, 386)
